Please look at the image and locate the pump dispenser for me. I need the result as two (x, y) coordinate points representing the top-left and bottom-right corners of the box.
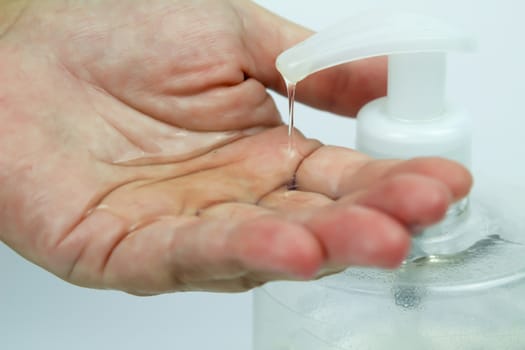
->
(254, 11), (525, 350)
(278, 11), (476, 256)
(277, 11), (474, 164)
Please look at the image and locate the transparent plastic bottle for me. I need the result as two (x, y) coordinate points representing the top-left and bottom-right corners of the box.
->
(254, 180), (525, 349)
(253, 11), (525, 350)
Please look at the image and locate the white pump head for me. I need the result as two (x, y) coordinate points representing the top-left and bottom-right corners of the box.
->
(276, 10), (475, 84)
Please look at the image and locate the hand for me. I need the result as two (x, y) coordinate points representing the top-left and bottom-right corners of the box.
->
(0, 0), (471, 294)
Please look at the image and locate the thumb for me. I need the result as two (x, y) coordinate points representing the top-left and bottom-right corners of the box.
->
(237, 1), (387, 117)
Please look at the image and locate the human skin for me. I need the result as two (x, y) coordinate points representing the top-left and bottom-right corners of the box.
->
(0, 0), (471, 295)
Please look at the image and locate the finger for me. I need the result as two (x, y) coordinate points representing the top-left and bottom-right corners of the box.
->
(62, 200), (409, 294)
(295, 146), (472, 201)
(343, 174), (453, 229)
(294, 146), (370, 198)
(343, 157), (473, 201)
(238, 2), (387, 116)
(99, 216), (324, 294)
(301, 205), (411, 269)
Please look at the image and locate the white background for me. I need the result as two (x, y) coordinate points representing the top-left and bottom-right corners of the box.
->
(1, 1), (524, 349)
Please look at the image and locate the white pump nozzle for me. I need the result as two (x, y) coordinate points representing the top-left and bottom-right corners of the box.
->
(277, 11), (475, 84)
(277, 11), (475, 121)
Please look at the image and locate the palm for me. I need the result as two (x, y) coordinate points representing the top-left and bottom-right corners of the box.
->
(0, 0), (471, 294)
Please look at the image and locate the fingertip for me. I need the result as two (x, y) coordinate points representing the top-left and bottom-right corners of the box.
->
(357, 173), (453, 227)
(390, 157), (473, 201)
(451, 161), (474, 200)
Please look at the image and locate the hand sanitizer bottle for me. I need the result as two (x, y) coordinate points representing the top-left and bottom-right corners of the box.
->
(254, 11), (525, 350)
